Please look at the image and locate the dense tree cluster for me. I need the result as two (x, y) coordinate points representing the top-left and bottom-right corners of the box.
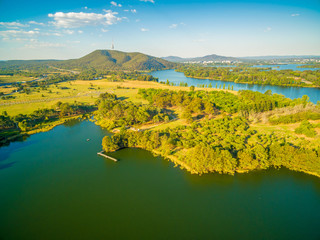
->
(237, 90), (309, 116)
(176, 66), (320, 87)
(72, 68), (159, 82)
(138, 88), (305, 118)
(138, 88), (217, 114)
(95, 92), (171, 130)
(102, 116), (320, 176)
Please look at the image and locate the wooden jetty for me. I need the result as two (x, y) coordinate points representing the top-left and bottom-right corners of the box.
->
(97, 151), (118, 162)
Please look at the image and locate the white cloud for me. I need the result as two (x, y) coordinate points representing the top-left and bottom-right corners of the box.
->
(63, 30), (74, 35)
(0, 30), (39, 38)
(291, 13), (300, 17)
(52, 32), (62, 36)
(101, 28), (109, 32)
(78, 30), (83, 34)
(29, 21), (45, 26)
(131, 9), (137, 13)
(84, 6), (88, 9)
(264, 27), (272, 32)
(111, 1), (122, 7)
(169, 23), (186, 29)
(124, 9), (129, 12)
(141, 28), (149, 32)
(140, 0), (155, 3)
(0, 22), (28, 28)
(2, 37), (31, 42)
(43, 32), (62, 37)
(169, 24), (178, 29)
(48, 11), (122, 28)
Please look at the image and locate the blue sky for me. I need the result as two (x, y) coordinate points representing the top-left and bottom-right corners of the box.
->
(0, 0), (319, 60)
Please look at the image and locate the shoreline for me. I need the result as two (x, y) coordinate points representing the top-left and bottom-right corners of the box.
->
(104, 143), (320, 179)
(0, 115), (82, 147)
(177, 72), (320, 89)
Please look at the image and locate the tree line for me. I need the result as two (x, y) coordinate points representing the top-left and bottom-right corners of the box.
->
(102, 116), (320, 176)
(0, 102), (95, 145)
(176, 65), (320, 87)
(95, 92), (171, 130)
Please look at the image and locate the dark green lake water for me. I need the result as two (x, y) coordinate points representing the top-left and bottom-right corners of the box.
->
(1, 120), (320, 240)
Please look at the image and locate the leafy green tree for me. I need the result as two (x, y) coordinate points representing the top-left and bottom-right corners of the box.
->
(18, 120), (28, 132)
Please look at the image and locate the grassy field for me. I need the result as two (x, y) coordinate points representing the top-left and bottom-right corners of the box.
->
(0, 75), (35, 84)
(0, 79), (235, 115)
(251, 120), (320, 148)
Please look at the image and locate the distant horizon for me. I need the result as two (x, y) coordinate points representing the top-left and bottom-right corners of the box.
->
(1, 49), (320, 61)
(1, 0), (319, 60)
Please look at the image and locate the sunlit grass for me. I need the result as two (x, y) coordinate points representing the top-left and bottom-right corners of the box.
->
(0, 75), (34, 83)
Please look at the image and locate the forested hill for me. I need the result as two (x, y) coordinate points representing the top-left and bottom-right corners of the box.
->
(0, 50), (177, 72)
(53, 50), (177, 71)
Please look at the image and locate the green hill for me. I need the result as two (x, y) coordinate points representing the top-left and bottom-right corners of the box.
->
(55, 50), (177, 71)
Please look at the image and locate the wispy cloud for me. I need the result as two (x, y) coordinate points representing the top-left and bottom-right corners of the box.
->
(101, 28), (109, 33)
(2, 37), (37, 42)
(291, 13), (300, 17)
(0, 30), (39, 38)
(140, 0), (155, 3)
(264, 27), (272, 32)
(48, 11), (122, 28)
(29, 21), (45, 26)
(63, 30), (74, 35)
(169, 23), (185, 29)
(0, 22), (29, 28)
(169, 24), (178, 29)
(111, 1), (122, 7)
(131, 9), (137, 13)
(141, 28), (149, 32)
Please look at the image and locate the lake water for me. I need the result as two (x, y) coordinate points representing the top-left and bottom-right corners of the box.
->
(150, 70), (320, 104)
(1, 120), (320, 239)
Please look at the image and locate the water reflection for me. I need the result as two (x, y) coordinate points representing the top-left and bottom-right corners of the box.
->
(63, 118), (82, 127)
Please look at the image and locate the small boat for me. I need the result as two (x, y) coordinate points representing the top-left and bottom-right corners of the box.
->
(86, 139), (90, 141)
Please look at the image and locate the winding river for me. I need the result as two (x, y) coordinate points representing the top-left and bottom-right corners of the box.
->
(1, 120), (320, 239)
(150, 70), (320, 104)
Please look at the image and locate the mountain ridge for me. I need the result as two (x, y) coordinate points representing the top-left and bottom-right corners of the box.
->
(54, 50), (176, 71)
(163, 54), (320, 62)
(162, 54), (239, 62)
(0, 50), (177, 71)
